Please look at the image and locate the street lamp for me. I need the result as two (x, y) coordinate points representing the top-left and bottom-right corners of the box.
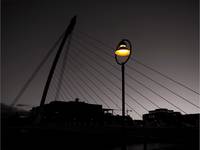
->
(114, 39), (132, 121)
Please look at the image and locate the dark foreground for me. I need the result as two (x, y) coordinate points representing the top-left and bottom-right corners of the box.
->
(2, 125), (199, 150)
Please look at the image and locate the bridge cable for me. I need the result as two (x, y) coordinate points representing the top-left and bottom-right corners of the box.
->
(65, 70), (97, 103)
(67, 59), (108, 107)
(70, 47), (122, 109)
(55, 34), (73, 100)
(68, 56), (114, 109)
(70, 47), (143, 117)
(70, 42), (149, 112)
(70, 46), (144, 117)
(42, 69), (72, 103)
(11, 32), (65, 106)
(67, 66), (101, 105)
(71, 44), (156, 110)
(72, 38), (167, 110)
(53, 34), (89, 103)
(127, 65), (200, 109)
(133, 59), (200, 95)
(73, 34), (190, 113)
(46, 74), (67, 101)
(53, 72), (75, 100)
(76, 31), (199, 95)
(55, 56), (90, 103)
(53, 69), (80, 100)
(71, 58), (120, 109)
(48, 64), (78, 100)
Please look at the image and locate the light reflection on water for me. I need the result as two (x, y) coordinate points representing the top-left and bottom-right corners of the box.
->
(111, 143), (189, 150)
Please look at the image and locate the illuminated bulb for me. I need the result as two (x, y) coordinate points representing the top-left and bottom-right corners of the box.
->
(115, 49), (130, 57)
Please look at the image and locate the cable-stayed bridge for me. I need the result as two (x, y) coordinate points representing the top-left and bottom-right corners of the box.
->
(10, 16), (200, 120)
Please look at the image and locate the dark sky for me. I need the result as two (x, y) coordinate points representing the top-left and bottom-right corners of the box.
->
(2, 0), (199, 119)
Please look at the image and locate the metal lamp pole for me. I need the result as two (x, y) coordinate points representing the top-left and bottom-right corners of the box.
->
(121, 64), (125, 118)
(115, 39), (132, 150)
(114, 39), (132, 122)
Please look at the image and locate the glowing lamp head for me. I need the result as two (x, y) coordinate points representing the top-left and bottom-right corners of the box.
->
(115, 44), (130, 57)
(114, 39), (132, 65)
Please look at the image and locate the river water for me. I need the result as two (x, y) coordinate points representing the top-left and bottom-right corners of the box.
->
(112, 143), (194, 150)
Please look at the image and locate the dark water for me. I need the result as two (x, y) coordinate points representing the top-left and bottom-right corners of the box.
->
(3, 133), (198, 150)
(2, 127), (198, 150)
(112, 143), (195, 150)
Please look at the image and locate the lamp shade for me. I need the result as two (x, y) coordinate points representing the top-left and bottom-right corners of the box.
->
(115, 39), (132, 65)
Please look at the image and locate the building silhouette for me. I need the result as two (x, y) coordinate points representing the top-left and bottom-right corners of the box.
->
(30, 99), (133, 127)
(143, 108), (199, 128)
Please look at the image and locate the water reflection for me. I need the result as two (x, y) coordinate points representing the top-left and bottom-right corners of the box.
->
(112, 143), (194, 150)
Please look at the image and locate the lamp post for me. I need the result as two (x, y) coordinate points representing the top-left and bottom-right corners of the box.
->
(114, 39), (132, 121)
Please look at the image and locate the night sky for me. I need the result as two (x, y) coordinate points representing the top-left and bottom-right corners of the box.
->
(2, 0), (199, 119)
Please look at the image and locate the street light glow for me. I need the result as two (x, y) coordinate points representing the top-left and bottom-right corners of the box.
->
(114, 39), (132, 65)
(115, 49), (130, 57)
